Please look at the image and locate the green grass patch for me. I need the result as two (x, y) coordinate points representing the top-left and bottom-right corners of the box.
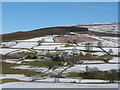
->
(66, 72), (81, 77)
(27, 60), (61, 69)
(64, 44), (75, 47)
(2, 62), (39, 77)
(110, 55), (120, 57)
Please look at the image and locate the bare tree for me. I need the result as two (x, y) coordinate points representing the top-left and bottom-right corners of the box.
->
(118, 52), (120, 55)
(85, 66), (89, 72)
(89, 67), (100, 72)
(54, 75), (60, 83)
(37, 38), (45, 46)
(85, 66), (99, 72)
(105, 70), (118, 83)
(97, 41), (103, 48)
(85, 43), (93, 51)
(97, 41), (110, 55)
(72, 47), (78, 55)
(73, 39), (79, 46)
(108, 49), (113, 54)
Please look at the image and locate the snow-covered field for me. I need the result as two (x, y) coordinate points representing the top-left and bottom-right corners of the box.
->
(0, 82), (118, 88)
(4, 59), (21, 64)
(0, 47), (118, 56)
(20, 35), (55, 42)
(1, 31), (119, 88)
(1, 42), (17, 47)
(11, 65), (32, 70)
(36, 78), (108, 83)
(11, 65), (49, 72)
(0, 74), (32, 81)
(82, 60), (104, 64)
(41, 43), (64, 46)
(12, 42), (38, 49)
(10, 63), (119, 74)
(76, 23), (119, 34)
(0, 48), (32, 55)
(109, 57), (120, 63)
(0, 48), (19, 55)
(66, 64), (119, 73)
(0, 34), (119, 55)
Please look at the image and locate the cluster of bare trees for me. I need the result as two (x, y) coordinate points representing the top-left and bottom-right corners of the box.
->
(83, 66), (119, 83)
(84, 41), (113, 55)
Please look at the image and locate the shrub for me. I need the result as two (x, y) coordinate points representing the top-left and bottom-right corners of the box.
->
(64, 44), (75, 47)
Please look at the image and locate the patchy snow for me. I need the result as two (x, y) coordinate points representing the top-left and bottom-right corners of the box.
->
(33, 43), (119, 55)
(41, 43), (64, 46)
(11, 65), (67, 74)
(83, 60), (104, 64)
(109, 57), (120, 63)
(76, 34), (118, 47)
(92, 52), (106, 56)
(103, 48), (118, 55)
(12, 42), (37, 49)
(0, 82), (118, 88)
(65, 64), (119, 73)
(11, 65), (48, 72)
(11, 65), (32, 70)
(1, 42), (17, 47)
(3, 59), (35, 64)
(10, 50), (31, 54)
(20, 35), (54, 42)
(0, 74), (32, 81)
(23, 59), (36, 62)
(99, 36), (118, 44)
(34, 46), (85, 51)
(34, 45), (63, 50)
(77, 23), (119, 34)
(36, 78), (108, 83)
(74, 83), (118, 88)
(100, 40), (118, 47)
(0, 48), (19, 55)
(92, 48), (119, 55)
(48, 67), (68, 74)
(0, 49), (32, 55)
(4, 60), (18, 64)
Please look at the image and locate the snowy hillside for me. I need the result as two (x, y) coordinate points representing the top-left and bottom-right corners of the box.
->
(65, 23), (119, 34)
(0, 23), (120, 88)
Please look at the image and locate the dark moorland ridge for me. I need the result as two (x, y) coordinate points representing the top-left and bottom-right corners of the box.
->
(1, 24), (119, 42)
(1, 27), (88, 42)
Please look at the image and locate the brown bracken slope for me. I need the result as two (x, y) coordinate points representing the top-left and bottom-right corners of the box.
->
(1, 26), (88, 42)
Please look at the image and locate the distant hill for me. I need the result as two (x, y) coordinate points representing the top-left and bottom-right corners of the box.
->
(63, 23), (119, 34)
(1, 23), (119, 42)
(1, 26), (88, 42)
